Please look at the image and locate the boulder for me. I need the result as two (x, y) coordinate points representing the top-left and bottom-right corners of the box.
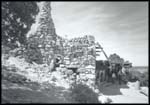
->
(66, 70), (73, 75)
(78, 68), (86, 73)
(94, 89), (100, 94)
(60, 64), (65, 68)
(98, 95), (112, 103)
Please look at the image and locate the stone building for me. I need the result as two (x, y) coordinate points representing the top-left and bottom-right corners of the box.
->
(27, 2), (96, 67)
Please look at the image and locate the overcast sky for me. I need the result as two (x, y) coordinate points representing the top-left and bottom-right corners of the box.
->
(51, 2), (148, 66)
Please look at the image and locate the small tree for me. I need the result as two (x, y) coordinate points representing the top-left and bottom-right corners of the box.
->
(70, 83), (99, 103)
(2, 2), (39, 49)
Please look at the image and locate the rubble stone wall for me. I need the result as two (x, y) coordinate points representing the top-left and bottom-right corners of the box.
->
(62, 35), (96, 67)
(28, 2), (57, 65)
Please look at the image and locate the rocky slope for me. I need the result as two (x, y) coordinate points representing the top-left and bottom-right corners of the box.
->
(1, 53), (73, 103)
(1, 52), (99, 103)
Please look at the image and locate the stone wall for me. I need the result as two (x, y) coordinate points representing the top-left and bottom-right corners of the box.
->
(62, 35), (96, 67)
(28, 2), (57, 65)
(26, 2), (97, 68)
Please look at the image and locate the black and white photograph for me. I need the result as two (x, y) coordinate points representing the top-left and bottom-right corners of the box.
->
(1, 1), (149, 104)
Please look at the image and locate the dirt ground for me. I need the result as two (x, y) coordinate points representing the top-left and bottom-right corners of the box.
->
(98, 82), (148, 103)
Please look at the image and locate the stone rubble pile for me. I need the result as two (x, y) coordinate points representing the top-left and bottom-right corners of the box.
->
(2, 49), (113, 104)
(76, 66), (95, 90)
(2, 55), (71, 89)
(55, 65), (96, 90)
(2, 53), (99, 94)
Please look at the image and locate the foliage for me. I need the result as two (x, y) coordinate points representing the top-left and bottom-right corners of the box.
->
(128, 70), (149, 87)
(139, 71), (148, 87)
(127, 70), (140, 82)
(70, 83), (99, 103)
(2, 65), (28, 84)
(2, 2), (39, 49)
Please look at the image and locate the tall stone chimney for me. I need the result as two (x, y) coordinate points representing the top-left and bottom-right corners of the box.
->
(29, 2), (57, 65)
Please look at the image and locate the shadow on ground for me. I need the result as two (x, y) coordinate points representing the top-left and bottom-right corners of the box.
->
(98, 82), (129, 96)
(1, 80), (72, 103)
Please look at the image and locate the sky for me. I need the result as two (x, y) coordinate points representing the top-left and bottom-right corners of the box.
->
(50, 2), (148, 66)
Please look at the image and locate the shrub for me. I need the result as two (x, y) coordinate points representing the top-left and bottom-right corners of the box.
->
(127, 70), (140, 82)
(9, 73), (27, 84)
(70, 83), (99, 103)
(2, 69), (28, 84)
(128, 70), (149, 87)
(139, 72), (148, 87)
(2, 2), (39, 49)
